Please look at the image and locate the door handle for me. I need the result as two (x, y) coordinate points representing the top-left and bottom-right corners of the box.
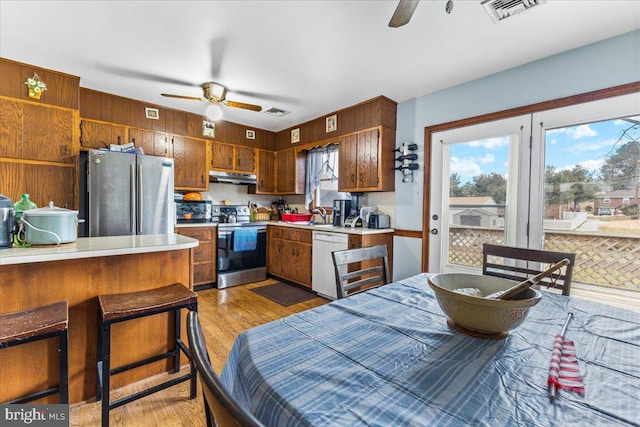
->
(430, 229), (438, 235)
(130, 164), (136, 234)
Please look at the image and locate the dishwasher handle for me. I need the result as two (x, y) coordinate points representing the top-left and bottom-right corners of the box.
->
(313, 232), (349, 244)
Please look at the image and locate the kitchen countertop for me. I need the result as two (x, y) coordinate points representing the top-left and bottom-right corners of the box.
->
(174, 222), (218, 228)
(0, 233), (198, 266)
(175, 221), (393, 235)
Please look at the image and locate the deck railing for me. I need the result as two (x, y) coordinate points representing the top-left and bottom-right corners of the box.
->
(448, 226), (640, 292)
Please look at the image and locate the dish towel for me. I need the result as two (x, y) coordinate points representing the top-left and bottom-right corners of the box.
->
(233, 228), (258, 252)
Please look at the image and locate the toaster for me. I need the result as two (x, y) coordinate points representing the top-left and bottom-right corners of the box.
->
(367, 214), (390, 229)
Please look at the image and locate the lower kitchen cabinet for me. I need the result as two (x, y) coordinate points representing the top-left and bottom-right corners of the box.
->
(175, 226), (217, 288)
(268, 226), (312, 288)
(267, 226), (284, 276)
(268, 225), (394, 289)
(349, 232), (394, 281)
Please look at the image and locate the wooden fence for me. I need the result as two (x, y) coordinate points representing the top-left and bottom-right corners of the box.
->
(448, 226), (640, 291)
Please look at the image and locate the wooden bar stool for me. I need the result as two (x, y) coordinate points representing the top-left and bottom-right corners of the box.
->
(96, 283), (197, 427)
(0, 301), (69, 404)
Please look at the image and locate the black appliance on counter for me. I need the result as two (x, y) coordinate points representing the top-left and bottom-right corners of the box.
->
(332, 199), (352, 227)
(176, 200), (212, 223)
(0, 194), (14, 248)
(213, 205), (267, 289)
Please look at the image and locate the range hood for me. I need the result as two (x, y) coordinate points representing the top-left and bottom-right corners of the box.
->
(209, 170), (257, 185)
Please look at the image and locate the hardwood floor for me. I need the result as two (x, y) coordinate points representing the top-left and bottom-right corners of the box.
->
(70, 278), (328, 426)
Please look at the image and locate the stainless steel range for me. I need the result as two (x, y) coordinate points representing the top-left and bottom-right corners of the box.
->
(213, 205), (267, 289)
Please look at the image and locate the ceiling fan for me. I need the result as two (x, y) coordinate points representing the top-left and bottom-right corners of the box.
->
(388, 0), (454, 28)
(161, 82), (262, 112)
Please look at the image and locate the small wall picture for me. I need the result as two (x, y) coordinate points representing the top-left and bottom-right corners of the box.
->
(246, 129), (256, 140)
(291, 128), (300, 143)
(203, 120), (215, 138)
(326, 114), (337, 133)
(145, 107), (159, 120)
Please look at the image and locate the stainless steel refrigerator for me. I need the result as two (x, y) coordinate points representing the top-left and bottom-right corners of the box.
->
(85, 149), (175, 237)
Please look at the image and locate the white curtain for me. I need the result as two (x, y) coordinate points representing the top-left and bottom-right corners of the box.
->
(305, 144), (338, 208)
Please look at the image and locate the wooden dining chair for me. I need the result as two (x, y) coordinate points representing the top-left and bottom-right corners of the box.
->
(186, 311), (264, 427)
(332, 244), (391, 299)
(482, 244), (576, 296)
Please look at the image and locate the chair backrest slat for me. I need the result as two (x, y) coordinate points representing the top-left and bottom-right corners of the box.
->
(332, 244), (391, 299)
(187, 311), (264, 427)
(482, 244), (576, 296)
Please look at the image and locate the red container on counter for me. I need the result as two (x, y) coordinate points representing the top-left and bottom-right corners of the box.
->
(281, 213), (313, 222)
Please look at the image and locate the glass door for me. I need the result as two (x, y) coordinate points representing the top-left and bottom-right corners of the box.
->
(429, 115), (531, 273)
(531, 93), (640, 304)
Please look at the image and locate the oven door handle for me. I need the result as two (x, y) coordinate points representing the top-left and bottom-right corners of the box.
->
(217, 227), (266, 237)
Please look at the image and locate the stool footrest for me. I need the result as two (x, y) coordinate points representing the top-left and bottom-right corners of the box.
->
(111, 347), (182, 376)
(108, 373), (194, 411)
(7, 387), (60, 404)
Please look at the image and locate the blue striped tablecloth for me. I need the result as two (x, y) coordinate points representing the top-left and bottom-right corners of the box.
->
(221, 273), (640, 426)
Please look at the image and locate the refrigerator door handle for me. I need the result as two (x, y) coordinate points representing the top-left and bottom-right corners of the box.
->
(130, 163), (136, 234)
(137, 164), (143, 234)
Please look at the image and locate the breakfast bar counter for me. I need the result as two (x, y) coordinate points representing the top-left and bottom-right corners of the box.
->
(0, 234), (198, 404)
(0, 233), (198, 265)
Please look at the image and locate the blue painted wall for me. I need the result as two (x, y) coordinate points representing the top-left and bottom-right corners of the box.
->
(393, 29), (640, 280)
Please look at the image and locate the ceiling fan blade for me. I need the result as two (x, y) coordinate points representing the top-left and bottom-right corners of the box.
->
(223, 100), (262, 112)
(101, 65), (197, 87)
(161, 93), (204, 101)
(389, 0), (420, 27)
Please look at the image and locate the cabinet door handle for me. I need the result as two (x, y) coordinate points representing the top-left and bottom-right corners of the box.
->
(79, 121), (84, 146)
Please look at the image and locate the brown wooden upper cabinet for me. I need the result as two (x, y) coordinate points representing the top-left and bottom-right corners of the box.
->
(210, 141), (256, 174)
(172, 135), (208, 191)
(129, 128), (173, 158)
(80, 119), (128, 150)
(235, 145), (256, 173)
(338, 127), (394, 192)
(256, 149), (276, 194)
(0, 98), (75, 164)
(275, 148), (305, 195)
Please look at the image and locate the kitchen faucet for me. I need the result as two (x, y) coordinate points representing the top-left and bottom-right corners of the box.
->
(312, 207), (327, 224)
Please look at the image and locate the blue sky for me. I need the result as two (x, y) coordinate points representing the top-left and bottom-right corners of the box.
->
(450, 115), (640, 184)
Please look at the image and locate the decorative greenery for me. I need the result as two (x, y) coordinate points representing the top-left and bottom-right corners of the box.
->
(24, 73), (47, 99)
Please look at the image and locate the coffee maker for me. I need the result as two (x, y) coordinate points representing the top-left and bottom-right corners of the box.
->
(332, 199), (352, 227)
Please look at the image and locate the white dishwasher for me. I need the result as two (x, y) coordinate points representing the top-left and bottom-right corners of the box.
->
(312, 230), (349, 299)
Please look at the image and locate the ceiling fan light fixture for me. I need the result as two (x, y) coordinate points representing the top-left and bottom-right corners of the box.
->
(204, 82), (227, 101)
(206, 103), (223, 121)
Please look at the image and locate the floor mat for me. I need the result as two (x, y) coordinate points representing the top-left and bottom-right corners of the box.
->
(250, 282), (317, 307)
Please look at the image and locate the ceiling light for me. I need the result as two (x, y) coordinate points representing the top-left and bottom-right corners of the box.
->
(206, 103), (223, 121)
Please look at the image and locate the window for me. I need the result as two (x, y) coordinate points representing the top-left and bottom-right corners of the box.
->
(604, 198), (611, 204)
(306, 145), (349, 208)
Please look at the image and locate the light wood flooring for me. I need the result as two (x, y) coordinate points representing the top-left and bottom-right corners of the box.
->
(69, 279), (328, 426)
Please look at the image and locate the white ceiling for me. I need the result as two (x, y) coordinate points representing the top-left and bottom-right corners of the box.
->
(1, 1), (639, 132)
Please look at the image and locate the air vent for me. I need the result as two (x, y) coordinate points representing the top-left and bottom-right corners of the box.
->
(262, 107), (290, 117)
(481, 0), (546, 23)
